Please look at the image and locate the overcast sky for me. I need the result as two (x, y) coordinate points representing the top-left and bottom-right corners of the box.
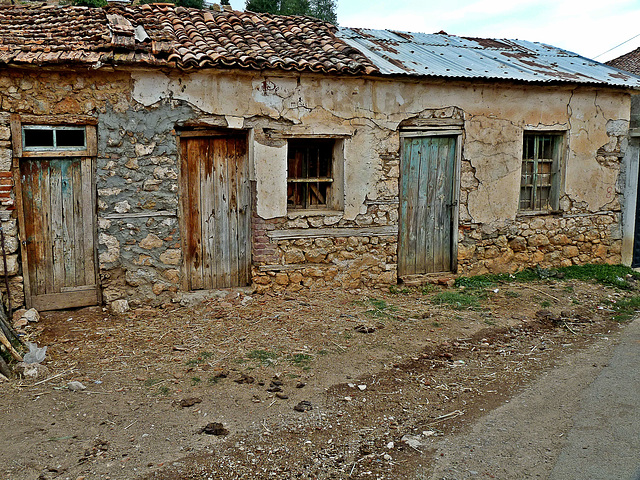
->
(227, 0), (640, 62)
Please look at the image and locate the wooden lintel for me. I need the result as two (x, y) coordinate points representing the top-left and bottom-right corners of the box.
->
(400, 118), (464, 128)
(267, 225), (398, 241)
(258, 264), (306, 272)
(18, 114), (98, 126)
(102, 210), (177, 220)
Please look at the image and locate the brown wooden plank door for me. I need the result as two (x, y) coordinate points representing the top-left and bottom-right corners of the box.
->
(181, 135), (250, 290)
(399, 135), (457, 276)
(20, 157), (99, 310)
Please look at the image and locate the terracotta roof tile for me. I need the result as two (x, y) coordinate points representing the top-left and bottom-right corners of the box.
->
(606, 48), (640, 76)
(0, 4), (377, 74)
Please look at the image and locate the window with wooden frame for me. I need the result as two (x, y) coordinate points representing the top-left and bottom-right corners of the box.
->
(22, 125), (87, 152)
(287, 138), (343, 211)
(519, 133), (563, 212)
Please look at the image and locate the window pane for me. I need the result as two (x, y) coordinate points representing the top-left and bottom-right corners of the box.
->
(520, 133), (561, 211)
(56, 128), (85, 148)
(23, 128), (54, 148)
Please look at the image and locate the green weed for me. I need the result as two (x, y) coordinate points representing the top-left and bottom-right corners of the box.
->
(432, 291), (481, 310)
(158, 386), (170, 396)
(455, 264), (640, 291)
(505, 291), (520, 298)
(611, 295), (640, 322)
(288, 353), (313, 368)
(246, 349), (279, 366)
(558, 264), (640, 289)
(362, 298), (398, 319)
(191, 376), (201, 386)
(186, 351), (214, 367)
(541, 300), (551, 308)
(421, 284), (438, 295)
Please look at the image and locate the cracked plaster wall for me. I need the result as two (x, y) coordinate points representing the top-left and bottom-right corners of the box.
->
(133, 70), (630, 223)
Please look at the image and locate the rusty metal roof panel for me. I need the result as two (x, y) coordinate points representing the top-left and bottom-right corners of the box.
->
(337, 27), (640, 87)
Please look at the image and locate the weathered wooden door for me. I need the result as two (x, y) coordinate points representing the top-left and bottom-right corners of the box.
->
(399, 135), (457, 276)
(181, 134), (250, 289)
(20, 157), (99, 310)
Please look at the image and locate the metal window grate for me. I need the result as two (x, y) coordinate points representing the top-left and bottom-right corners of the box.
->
(287, 139), (334, 209)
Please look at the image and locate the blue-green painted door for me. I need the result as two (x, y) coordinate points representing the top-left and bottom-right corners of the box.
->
(399, 136), (456, 275)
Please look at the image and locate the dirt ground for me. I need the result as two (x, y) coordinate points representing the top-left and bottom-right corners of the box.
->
(0, 276), (634, 480)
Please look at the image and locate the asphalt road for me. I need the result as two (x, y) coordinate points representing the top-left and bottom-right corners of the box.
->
(419, 318), (640, 480)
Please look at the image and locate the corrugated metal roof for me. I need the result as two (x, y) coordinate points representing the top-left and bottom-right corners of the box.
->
(338, 27), (640, 87)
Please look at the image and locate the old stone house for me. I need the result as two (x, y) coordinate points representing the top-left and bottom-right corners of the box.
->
(606, 49), (640, 268)
(0, 4), (639, 310)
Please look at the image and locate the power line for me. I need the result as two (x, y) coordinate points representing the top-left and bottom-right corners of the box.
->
(593, 32), (640, 59)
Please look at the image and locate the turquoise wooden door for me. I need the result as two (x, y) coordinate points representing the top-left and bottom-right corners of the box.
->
(399, 136), (457, 275)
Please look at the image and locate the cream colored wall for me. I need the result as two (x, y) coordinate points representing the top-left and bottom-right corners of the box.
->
(131, 70), (631, 228)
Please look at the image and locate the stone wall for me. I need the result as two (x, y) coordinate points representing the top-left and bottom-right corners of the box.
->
(458, 212), (621, 275)
(96, 101), (197, 306)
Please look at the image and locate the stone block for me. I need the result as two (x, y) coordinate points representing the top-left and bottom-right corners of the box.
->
(140, 233), (163, 250)
(160, 248), (181, 265)
(528, 234), (550, 247)
(253, 275), (271, 285)
(143, 179), (162, 191)
(508, 236), (527, 252)
(163, 269), (180, 283)
(99, 233), (120, 264)
(0, 126), (10, 141)
(111, 299), (130, 314)
(274, 273), (289, 285)
(563, 246), (579, 258)
(114, 200), (131, 214)
(289, 271), (303, 284)
(305, 248), (327, 263)
(284, 248), (305, 264)
(135, 142), (156, 157)
(0, 149), (11, 171)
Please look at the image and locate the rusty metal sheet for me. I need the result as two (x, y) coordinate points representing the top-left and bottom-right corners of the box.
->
(337, 28), (640, 87)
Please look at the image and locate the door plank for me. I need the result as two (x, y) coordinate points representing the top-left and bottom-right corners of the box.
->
(21, 161), (40, 296)
(72, 158), (86, 287)
(214, 137), (231, 287)
(235, 138), (250, 285)
(40, 161), (54, 295)
(49, 160), (64, 292)
(226, 138), (240, 287)
(186, 138), (204, 290)
(81, 157), (97, 286)
(415, 137), (430, 273)
(61, 159), (76, 288)
(202, 138), (215, 289)
(432, 138), (446, 272)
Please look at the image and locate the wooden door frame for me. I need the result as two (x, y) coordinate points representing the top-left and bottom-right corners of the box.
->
(398, 129), (462, 274)
(11, 115), (101, 309)
(177, 129), (251, 291)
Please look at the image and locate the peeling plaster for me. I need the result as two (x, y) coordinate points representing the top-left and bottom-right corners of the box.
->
(254, 142), (287, 219)
(131, 70), (630, 229)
